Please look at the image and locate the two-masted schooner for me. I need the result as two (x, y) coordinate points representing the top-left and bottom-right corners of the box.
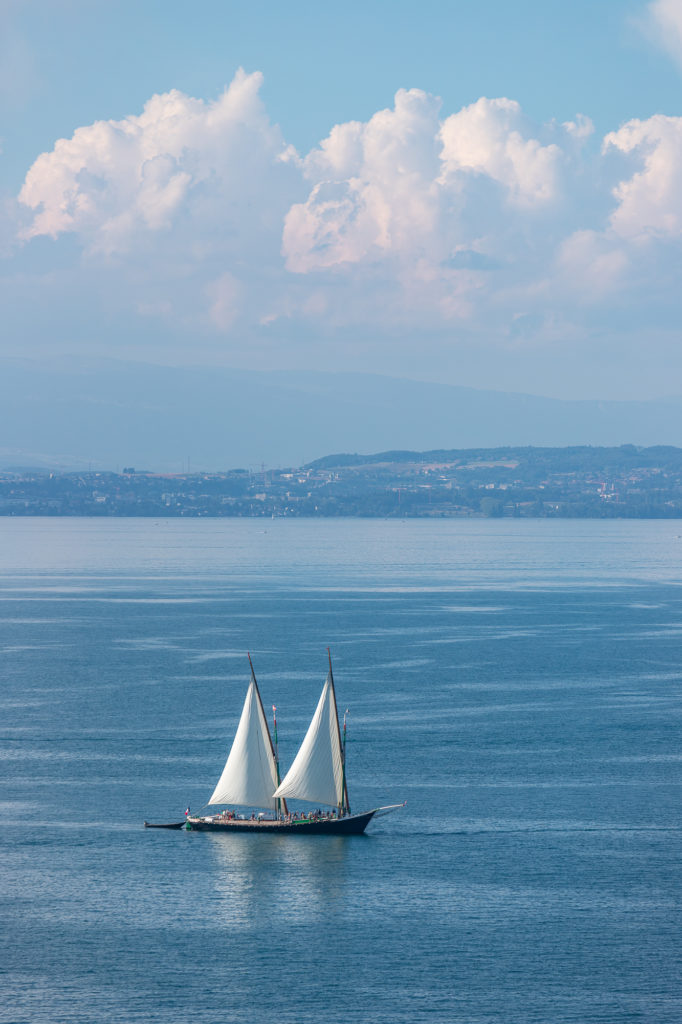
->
(145, 652), (403, 834)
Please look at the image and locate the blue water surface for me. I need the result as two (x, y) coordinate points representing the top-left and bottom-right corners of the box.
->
(1, 518), (681, 1023)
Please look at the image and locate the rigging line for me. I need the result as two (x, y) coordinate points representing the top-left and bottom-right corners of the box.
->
(189, 802), (211, 817)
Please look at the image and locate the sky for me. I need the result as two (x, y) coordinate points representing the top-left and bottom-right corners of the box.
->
(3, 0), (682, 400)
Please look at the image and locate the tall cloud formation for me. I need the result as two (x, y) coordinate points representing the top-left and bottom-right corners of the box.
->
(15, 68), (682, 348)
(19, 69), (297, 252)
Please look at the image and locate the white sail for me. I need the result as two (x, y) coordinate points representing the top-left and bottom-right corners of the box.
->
(208, 678), (278, 809)
(273, 676), (345, 807)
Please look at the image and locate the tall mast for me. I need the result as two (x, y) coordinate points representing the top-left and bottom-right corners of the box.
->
(342, 707), (349, 811)
(272, 702), (282, 820)
(247, 652), (287, 818)
(327, 648), (350, 816)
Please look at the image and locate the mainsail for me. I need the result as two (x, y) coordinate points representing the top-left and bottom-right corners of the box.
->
(208, 667), (279, 810)
(273, 670), (347, 809)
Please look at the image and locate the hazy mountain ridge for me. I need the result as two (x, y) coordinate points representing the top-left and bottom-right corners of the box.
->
(1, 357), (681, 471)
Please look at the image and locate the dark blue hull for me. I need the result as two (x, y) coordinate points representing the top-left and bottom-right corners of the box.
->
(185, 809), (376, 835)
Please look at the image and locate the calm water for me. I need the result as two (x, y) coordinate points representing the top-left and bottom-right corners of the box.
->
(1, 518), (681, 1023)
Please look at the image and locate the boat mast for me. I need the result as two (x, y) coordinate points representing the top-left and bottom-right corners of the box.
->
(327, 648), (350, 816)
(342, 707), (349, 811)
(272, 702), (283, 820)
(247, 652), (287, 819)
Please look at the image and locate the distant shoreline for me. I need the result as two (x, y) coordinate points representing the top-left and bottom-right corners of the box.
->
(2, 444), (682, 519)
(1, 513), (680, 520)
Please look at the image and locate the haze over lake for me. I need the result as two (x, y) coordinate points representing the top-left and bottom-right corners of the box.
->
(2, 518), (681, 1023)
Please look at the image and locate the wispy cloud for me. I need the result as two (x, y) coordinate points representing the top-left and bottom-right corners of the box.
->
(642, 0), (682, 67)
(0, 3), (39, 111)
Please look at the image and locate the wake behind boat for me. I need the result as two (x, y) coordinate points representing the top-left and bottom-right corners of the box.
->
(145, 651), (403, 835)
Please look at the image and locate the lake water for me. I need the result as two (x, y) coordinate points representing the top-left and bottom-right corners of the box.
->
(1, 518), (681, 1023)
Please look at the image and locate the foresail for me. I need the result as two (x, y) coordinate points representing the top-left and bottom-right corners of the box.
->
(273, 677), (344, 807)
(208, 679), (278, 809)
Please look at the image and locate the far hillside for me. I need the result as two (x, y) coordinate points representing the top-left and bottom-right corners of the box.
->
(306, 445), (682, 474)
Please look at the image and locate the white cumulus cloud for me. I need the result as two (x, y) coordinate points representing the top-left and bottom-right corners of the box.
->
(284, 88), (443, 273)
(604, 114), (682, 239)
(19, 68), (298, 255)
(281, 90), (582, 327)
(283, 90), (567, 277)
(14, 71), (682, 371)
(439, 97), (562, 206)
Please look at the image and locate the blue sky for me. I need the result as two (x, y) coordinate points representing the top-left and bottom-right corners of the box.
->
(3, 0), (682, 400)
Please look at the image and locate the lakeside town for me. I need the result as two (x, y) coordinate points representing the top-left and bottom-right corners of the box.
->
(1, 445), (682, 518)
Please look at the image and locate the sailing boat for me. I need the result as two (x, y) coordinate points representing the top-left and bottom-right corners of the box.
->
(146, 652), (403, 834)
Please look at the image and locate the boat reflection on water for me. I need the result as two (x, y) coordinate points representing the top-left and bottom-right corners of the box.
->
(206, 832), (352, 928)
